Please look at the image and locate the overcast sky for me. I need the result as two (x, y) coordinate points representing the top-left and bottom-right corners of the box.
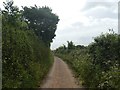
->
(0, 0), (119, 50)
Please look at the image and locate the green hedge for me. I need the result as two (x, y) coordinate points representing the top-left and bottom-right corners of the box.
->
(55, 32), (120, 89)
(2, 26), (54, 88)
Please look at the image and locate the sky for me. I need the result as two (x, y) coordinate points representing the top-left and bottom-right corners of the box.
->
(0, 0), (119, 50)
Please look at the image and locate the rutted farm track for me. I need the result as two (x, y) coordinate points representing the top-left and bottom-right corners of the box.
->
(41, 57), (80, 88)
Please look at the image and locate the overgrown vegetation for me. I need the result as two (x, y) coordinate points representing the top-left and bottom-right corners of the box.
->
(2, 1), (59, 88)
(55, 31), (120, 89)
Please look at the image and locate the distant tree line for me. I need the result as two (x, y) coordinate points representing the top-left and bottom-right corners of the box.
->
(55, 41), (85, 53)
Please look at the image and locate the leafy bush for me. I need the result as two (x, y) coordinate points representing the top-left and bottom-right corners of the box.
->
(55, 32), (120, 89)
(88, 32), (120, 89)
(2, 25), (54, 88)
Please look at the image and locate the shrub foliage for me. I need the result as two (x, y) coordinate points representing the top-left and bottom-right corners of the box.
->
(2, 1), (58, 88)
(55, 32), (120, 89)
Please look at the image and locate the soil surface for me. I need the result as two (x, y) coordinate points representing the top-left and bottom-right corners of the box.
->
(41, 56), (80, 88)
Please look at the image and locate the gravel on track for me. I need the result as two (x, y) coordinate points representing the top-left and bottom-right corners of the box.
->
(41, 56), (80, 88)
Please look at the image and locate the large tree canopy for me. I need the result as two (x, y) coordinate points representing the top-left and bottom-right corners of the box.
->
(22, 6), (59, 46)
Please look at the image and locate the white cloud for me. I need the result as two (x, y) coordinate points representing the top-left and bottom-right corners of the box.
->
(82, 2), (118, 19)
(0, 0), (118, 50)
(51, 17), (118, 50)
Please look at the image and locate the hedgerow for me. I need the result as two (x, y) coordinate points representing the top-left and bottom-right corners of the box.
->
(55, 32), (120, 89)
(2, 1), (58, 88)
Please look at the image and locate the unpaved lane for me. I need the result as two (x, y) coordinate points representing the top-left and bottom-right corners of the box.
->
(41, 57), (79, 88)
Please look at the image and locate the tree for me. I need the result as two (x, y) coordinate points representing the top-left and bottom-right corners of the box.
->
(2, 1), (28, 30)
(2, 1), (19, 26)
(22, 6), (59, 46)
(67, 41), (75, 50)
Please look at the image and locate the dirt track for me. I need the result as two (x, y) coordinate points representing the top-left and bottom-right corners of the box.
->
(41, 56), (80, 88)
